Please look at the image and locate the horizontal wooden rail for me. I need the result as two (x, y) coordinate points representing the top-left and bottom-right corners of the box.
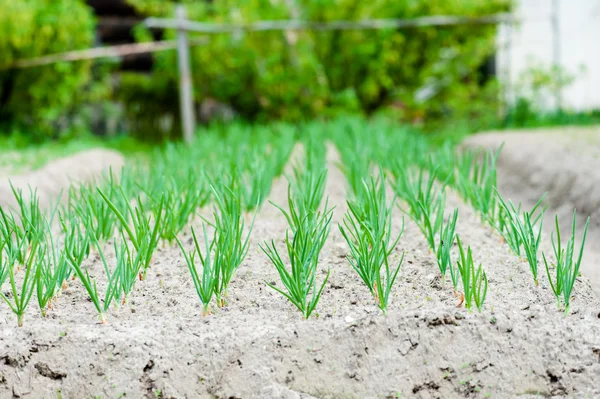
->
(144, 13), (514, 33)
(3, 37), (208, 70)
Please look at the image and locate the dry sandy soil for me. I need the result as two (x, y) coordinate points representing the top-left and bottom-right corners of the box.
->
(1, 138), (600, 399)
(0, 149), (124, 211)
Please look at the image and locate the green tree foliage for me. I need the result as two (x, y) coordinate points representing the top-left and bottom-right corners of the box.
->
(0, 0), (105, 140)
(124, 0), (510, 135)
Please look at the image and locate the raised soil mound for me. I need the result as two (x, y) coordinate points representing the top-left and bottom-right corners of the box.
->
(0, 149), (125, 211)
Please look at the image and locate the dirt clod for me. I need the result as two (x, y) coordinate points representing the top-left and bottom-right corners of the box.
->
(34, 362), (66, 380)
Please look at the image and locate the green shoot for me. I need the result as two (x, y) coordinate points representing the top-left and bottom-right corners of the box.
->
(9, 183), (45, 244)
(261, 188), (333, 319)
(339, 175), (404, 313)
(0, 242), (9, 288)
(176, 225), (216, 316)
(288, 167), (327, 221)
(66, 242), (119, 324)
(144, 169), (210, 244)
(393, 165), (445, 251)
(35, 237), (63, 317)
(0, 207), (30, 267)
(97, 189), (164, 279)
(242, 150), (275, 211)
(496, 192), (547, 285)
(455, 147), (502, 223)
(58, 214), (90, 289)
(113, 235), (144, 305)
(333, 125), (372, 201)
(543, 212), (590, 314)
(208, 179), (254, 307)
(456, 237), (488, 311)
(436, 208), (458, 282)
(0, 238), (41, 326)
(69, 168), (132, 242)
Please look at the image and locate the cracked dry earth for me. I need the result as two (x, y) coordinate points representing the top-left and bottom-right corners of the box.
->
(1, 146), (600, 399)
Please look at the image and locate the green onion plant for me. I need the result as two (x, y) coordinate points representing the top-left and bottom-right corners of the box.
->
(543, 211), (590, 314)
(436, 208), (458, 283)
(261, 182), (333, 319)
(392, 165), (445, 251)
(496, 192), (547, 284)
(455, 237), (488, 311)
(176, 225), (217, 316)
(339, 174), (404, 313)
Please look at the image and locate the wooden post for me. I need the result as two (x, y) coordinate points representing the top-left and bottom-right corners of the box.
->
(176, 5), (195, 144)
(551, 0), (561, 110)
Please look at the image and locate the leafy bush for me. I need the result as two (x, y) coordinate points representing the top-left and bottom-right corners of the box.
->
(124, 0), (510, 139)
(0, 0), (106, 141)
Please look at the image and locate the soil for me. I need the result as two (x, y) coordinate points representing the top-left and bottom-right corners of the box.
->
(1, 140), (600, 399)
(0, 149), (125, 211)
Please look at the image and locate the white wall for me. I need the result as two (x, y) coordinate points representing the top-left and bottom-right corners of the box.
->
(497, 0), (600, 111)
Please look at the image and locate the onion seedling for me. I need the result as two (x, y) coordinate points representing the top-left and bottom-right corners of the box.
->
(69, 168), (133, 242)
(0, 238), (41, 326)
(176, 225), (217, 316)
(333, 126), (372, 201)
(113, 237), (143, 305)
(288, 165), (327, 222)
(436, 208), (458, 282)
(58, 214), (90, 288)
(392, 165), (445, 251)
(543, 211), (590, 314)
(455, 147), (503, 229)
(97, 189), (164, 279)
(339, 175), (404, 313)
(35, 227), (66, 316)
(0, 207), (30, 267)
(9, 183), (45, 244)
(456, 237), (488, 311)
(496, 192), (547, 284)
(66, 231), (119, 324)
(152, 171), (210, 244)
(69, 184), (114, 242)
(242, 150), (277, 211)
(261, 187), (333, 319)
(0, 243), (9, 288)
(208, 179), (254, 306)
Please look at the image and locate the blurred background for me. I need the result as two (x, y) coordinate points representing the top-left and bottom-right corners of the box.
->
(1, 0), (600, 146)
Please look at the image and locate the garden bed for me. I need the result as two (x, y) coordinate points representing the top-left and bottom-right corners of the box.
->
(1, 141), (599, 399)
(464, 125), (600, 297)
